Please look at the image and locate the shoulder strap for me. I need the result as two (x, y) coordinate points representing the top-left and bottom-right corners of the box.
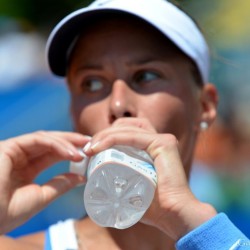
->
(45, 219), (78, 250)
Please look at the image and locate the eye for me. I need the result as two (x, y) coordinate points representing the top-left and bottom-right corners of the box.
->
(134, 71), (160, 84)
(81, 78), (104, 92)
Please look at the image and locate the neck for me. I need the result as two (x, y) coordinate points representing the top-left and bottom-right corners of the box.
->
(76, 218), (175, 250)
(109, 222), (176, 250)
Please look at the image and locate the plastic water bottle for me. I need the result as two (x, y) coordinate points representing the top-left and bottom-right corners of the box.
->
(70, 145), (157, 229)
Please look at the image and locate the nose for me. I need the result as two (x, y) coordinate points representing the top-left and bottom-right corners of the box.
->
(109, 79), (137, 123)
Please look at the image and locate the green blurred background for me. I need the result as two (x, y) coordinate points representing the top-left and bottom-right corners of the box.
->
(1, 0), (250, 237)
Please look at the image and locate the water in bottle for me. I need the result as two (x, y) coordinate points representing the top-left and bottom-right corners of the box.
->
(83, 145), (157, 229)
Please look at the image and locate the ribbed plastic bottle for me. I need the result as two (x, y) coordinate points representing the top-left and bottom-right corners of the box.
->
(70, 145), (157, 229)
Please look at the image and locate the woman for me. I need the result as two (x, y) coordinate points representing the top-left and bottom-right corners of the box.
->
(0, 0), (248, 249)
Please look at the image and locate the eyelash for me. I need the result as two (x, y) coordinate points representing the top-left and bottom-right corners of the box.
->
(134, 71), (161, 83)
(76, 69), (162, 93)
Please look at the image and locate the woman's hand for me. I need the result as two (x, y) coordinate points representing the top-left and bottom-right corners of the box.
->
(83, 118), (217, 240)
(0, 131), (89, 234)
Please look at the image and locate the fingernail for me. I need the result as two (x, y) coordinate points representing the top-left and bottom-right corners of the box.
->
(76, 181), (86, 187)
(90, 141), (100, 150)
(68, 149), (75, 157)
(83, 141), (91, 153)
(78, 148), (87, 158)
(76, 175), (86, 186)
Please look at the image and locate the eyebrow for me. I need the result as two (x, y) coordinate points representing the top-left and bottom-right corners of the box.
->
(76, 57), (162, 72)
(76, 63), (103, 73)
(131, 57), (160, 65)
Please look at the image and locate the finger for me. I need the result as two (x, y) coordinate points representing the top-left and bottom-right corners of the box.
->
(36, 131), (88, 159)
(41, 173), (86, 205)
(87, 118), (155, 151)
(3, 131), (88, 157)
(85, 131), (188, 184)
(4, 133), (86, 169)
(22, 131), (88, 157)
(147, 134), (188, 188)
(7, 174), (86, 228)
(84, 129), (154, 155)
(45, 131), (89, 146)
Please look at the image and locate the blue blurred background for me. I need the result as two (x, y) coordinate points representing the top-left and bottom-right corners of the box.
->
(0, 0), (250, 238)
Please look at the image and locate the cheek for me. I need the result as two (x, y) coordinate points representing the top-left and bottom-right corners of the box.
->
(142, 94), (186, 134)
(70, 99), (108, 135)
(144, 91), (200, 163)
(145, 93), (199, 168)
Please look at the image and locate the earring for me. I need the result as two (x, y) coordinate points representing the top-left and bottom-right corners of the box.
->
(200, 121), (208, 131)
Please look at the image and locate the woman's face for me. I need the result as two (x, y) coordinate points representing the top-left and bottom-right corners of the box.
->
(67, 16), (216, 168)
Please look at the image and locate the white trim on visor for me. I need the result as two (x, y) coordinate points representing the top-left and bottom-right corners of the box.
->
(46, 0), (210, 83)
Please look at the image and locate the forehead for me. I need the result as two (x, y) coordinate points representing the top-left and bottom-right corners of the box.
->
(69, 13), (189, 62)
(81, 13), (164, 36)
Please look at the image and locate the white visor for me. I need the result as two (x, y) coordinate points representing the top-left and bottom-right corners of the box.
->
(46, 0), (210, 83)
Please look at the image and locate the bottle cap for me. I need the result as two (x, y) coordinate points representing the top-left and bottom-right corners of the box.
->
(69, 148), (89, 176)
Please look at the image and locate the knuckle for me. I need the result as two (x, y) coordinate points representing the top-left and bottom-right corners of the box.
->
(164, 134), (178, 147)
(35, 130), (47, 136)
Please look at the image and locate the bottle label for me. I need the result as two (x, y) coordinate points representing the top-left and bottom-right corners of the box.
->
(87, 148), (157, 185)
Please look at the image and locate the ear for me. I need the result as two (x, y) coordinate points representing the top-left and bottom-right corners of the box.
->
(199, 83), (218, 127)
